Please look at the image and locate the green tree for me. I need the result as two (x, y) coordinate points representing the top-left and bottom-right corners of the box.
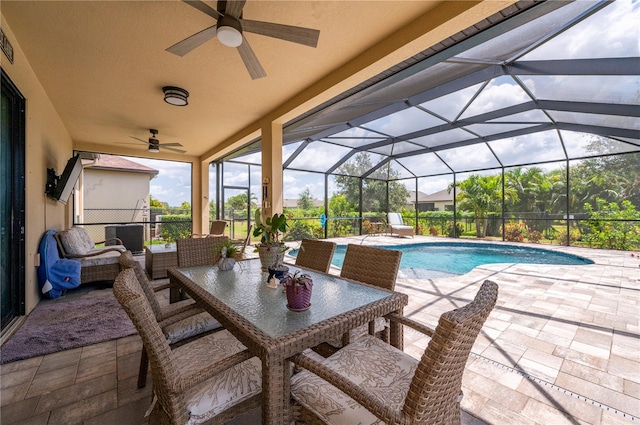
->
(570, 137), (640, 208)
(334, 152), (408, 213)
(505, 167), (563, 232)
(297, 188), (315, 210)
(450, 174), (513, 238)
(149, 195), (168, 210)
(226, 193), (255, 211)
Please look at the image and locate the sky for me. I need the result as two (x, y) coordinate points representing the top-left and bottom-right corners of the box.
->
(129, 157), (194, 207)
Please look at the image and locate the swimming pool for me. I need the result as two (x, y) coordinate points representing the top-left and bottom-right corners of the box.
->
(289, 242), (593, 279)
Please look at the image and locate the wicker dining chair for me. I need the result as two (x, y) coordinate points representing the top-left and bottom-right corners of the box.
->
(176, 236), (228, 267)
(119, 251), (222, 388)
(294, 239), (337, 273)
(113, 268), (262, 425)
(319, 244), (402, 352)
(291, 280), (499, 425)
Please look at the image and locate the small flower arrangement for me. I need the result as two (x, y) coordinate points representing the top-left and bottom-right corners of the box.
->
(281, 271), (313, 290)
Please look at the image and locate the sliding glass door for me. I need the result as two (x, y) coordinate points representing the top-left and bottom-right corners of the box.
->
(1, 69), (26, 330)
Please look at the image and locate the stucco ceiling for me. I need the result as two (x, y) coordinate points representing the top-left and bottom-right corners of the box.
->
(1, 0), (496, 161)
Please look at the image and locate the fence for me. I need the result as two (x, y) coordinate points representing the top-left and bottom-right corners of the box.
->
(75, 208), (639, 250)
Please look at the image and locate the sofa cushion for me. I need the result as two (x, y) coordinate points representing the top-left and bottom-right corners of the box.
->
(75, 226), (96, 251)
(77, 250), (123, 267)
(59, 228), (90, 256)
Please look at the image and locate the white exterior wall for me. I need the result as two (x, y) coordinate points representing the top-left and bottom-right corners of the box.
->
(82, 169), (152, 242)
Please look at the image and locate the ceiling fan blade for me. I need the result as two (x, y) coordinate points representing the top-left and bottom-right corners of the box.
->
(241, 20), (319, 48)
(182, 0), (223, 20)
(159, 143), (184, 147)
(166, 25), (217, 56)
(237, 36), (266, 79)
(129, 136), (148, 144)
(224, 0), (246, 19)
(164, 146), (187, 154)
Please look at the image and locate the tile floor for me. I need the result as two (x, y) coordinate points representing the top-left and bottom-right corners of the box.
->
(1, 236), (638, 424)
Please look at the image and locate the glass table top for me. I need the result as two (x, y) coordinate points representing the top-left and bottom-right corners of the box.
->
(175, 260), (393, 338)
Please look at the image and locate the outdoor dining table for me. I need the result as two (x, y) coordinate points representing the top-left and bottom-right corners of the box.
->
(168, 258), (408, 425)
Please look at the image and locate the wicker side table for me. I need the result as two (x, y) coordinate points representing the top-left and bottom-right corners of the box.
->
(145, 244), (178, 279)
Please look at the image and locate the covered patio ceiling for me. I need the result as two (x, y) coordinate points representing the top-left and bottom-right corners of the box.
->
(228, 0), (639, 180)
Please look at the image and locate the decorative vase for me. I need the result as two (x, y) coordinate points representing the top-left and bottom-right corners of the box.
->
(285, 284), (313, 312)
(257, 245), (284, 271)
(267, 265), (289, 283)
(218, 257), (236, 271)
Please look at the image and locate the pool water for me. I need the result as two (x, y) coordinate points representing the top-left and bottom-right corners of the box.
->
(290, 242), (593, 279)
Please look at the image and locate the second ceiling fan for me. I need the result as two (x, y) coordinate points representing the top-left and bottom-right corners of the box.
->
(166, 0), (320, 79)
(130, 129), (186, 154)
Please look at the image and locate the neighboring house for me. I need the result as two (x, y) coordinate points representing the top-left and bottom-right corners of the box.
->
(78, 155), (158, 243)
(283, 198), (324, 209)
(406, 189), (454, 212)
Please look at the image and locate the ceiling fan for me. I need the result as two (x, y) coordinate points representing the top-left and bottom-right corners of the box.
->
(166, 0), (320, 79)
(129, 129), (186, 154)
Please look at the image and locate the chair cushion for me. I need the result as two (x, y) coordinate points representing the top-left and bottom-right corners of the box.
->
(163, 311), (222, 345)
(387, 213), (403, 226)
(172, 330), (262, 425)
(291, 335), (417, 425)
(326, 316), (387, 348)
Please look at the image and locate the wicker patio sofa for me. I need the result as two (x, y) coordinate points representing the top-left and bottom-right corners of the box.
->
(54, 226), (126, 283)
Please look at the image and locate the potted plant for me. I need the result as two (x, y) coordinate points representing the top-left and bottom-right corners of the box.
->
(217, 239), (239, 271)
(281, 271), (313, 311)
(253, 209), (289, 271)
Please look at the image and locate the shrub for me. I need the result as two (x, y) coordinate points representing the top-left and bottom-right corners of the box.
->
(446, 222), (464, 238)
(429, 226), (438, 236)
(159, 214), (192, 242)
(285, 220), (315, 241)
(556, 228), (581, 245)
(528, 230), (543, 243)
(503, 221), (528, 242)
(583, 199), (640, 250)
(362, 220), (375, 235)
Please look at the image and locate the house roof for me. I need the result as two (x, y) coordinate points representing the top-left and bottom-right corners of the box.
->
(84, 154), (159, 175)
(407, 189), (453, 203)
(283, 198), (324, 209)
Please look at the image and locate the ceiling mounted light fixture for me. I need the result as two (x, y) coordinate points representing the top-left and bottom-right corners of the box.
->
(162, 86), (189, 106)
(216, 16), (243, 47)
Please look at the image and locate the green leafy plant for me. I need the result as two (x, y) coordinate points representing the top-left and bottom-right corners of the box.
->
(218, 239), (239, 259)
(583, 198), (640, 250)
(253, 209), (289, 249)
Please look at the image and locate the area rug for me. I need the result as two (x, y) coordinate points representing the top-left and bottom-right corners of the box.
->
(0, 295), (137, 364)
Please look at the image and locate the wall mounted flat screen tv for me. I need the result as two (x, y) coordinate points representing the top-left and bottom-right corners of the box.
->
(45, 154), (83, 204)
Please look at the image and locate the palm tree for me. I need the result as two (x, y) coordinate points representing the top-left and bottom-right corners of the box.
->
(451, 174), (516, 238)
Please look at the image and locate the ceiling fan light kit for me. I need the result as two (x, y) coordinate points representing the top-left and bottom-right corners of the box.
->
(167, 0), (321, 79)
(162, 86), (189, 106)
(217, 16), (243, 47)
